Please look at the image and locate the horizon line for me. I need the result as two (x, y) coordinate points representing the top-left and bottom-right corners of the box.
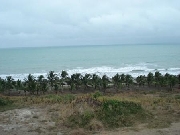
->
(0, 43), (180, 49)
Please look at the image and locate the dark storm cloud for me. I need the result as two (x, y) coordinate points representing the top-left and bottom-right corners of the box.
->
(0, 0), (180, 48)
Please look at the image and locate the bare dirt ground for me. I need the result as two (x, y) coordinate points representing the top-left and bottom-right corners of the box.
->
(1, 106), (180, 135)
(95, 123), (180, 135)
(0, 107), (63, 135)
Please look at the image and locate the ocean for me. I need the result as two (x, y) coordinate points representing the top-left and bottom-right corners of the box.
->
(0, 44), (180, 80)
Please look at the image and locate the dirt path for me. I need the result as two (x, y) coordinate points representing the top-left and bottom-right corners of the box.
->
(0, 107), (180, 135)
(96, 123), (180, 135)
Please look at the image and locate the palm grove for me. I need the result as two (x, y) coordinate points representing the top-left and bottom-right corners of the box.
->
(0, 71), (180, 95)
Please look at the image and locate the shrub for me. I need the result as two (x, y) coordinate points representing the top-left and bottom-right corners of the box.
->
(92, 91), (102, 99)
(175, 95), (180, 99)
(66, 110), (94, 128)
(0, 97), (13, 106)
(88, 119), (103, 131)
(62, 94), (75, 103)
(64, 98), (147, 129)
(96, 99), (144, 128)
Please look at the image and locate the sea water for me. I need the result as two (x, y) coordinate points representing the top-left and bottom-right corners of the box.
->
(0, 44), (180, 80)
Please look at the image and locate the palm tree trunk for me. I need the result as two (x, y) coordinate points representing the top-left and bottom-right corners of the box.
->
(24, 90), (26, 96)
(61, 85), (64, 93)
(8, 89), (10, 96)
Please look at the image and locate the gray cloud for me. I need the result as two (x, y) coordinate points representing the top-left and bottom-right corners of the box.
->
(0, 0), (180, 48)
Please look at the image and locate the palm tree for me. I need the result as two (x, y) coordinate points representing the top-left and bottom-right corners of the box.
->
(167, 75), (178, 90)
(47, 71), (57, 91)
(41, 79), (48, 94)
(21, 81), (27, 95)
(6, 76), (14, 95)
(136, 75), (146, 87)
(72, 73), (82, 90)
(68, 75), (76, 93)
(102, 75), (109, 93)
(112, 73), (121, 92)
(119, 73), (126, 88)
(37, 75), (44, 95)
(147, 72), (154, 87)
(16, 79), (22, 90)
(61, 70), (68, 79)
(37, 75), (44, 82)
(54, 76), (61, 94)
(159, 75), (165, 87)
(120, 74), (125, 84)
(125, 74), (133, 88)
(92, 74), (102, 90)
(178, 74), (180, 88)
(164, 73), (170, 87)
(155, 71), (162, 88)
(136, 76), (141, 87)
(82, 74), (92, 90)
(54, 83), (59, 94)
(60, 70), (68, 91)
(24, 74), (36, 95)
(12, 79), (22, 95)
(0, 78), (6, 93)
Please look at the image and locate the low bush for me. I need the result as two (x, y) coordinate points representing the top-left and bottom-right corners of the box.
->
(96, 99), (144, 128)
(175, 95), (180, 99)
(65, 98), (147, 129)
(66, 110), (94, 128)
(0, 97), (13, 106)
(92, 91), (103, 99)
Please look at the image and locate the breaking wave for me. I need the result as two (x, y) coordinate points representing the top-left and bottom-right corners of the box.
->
(0, 66), (180, 81)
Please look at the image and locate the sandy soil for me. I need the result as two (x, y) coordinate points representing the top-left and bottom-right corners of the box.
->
(95, 123), (180, 135)
(0, 107), (180, 135)
(0, 107), (63, 135)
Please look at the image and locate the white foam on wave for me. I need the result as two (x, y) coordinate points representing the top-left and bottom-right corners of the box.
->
(0, 66), (179, 81)
(67, 66), (153, 77)
(168, 68), (180, 71)
(0, 73), (48, 81)
(67, 65), (180, 78)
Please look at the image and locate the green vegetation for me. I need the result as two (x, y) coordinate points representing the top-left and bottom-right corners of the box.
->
(92, 91), (103, 99)
(0, 70), (180, 133)
(96, 99), (145, 128)
(0, 96), (17, 111)
(64, 96), (148, 129)
(0, 90), (180, 133)
(45, 94), (75, 103)
(66, 110), (95, 128)
(0, 71), (179, 96)
(0, 97), (13, 106)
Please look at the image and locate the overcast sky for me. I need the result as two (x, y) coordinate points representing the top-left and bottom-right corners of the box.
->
(0, 0), (180, 48)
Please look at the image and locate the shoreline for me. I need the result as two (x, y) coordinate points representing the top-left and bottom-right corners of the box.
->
(0, 67), (180, 81)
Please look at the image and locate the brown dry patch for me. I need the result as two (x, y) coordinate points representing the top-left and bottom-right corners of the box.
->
(0, 91), (180, 134)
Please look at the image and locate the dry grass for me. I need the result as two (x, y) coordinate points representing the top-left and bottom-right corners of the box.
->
(69, 128), (86, 135)
(1, 90), (180, 133)
(98, 90), (180, 129)
(88, 119), (104, 131)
